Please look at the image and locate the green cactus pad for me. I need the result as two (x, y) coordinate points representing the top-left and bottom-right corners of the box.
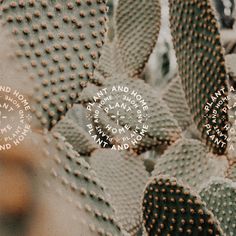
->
(152, 138), (228, 191)
(162, 77), (192, 130)
(66, 104), (89, 129)
(104, 77), (181, 146)
(83, 75), (181, 153)
(169, 0), (229, 154)
(91, 149), (148, 235)
(142, 175), (225, 236)
(33, 131), (127, 236)
(0, 0), (108, 129)
(53, 116), (99, 156)
(200, 178), (236, 236)
(115, 0), (161, 77)
(96, 40), (126, 79)
(79, 82), (101, 104)
(0, 25), (31, 92)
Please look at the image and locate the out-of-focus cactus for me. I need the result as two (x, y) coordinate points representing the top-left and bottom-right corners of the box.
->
(34, 131), (127, 236)
(90, 149), (148, 235)
(0, 131), (128, 236)
(0, 145), (37, 236)
(213, 0), (235, 29)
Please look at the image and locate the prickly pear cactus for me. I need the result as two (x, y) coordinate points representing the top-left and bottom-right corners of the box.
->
(90, 149), (148, 235)
(0, 0), (108, 129)
(200, 177), (236, 236)
(142, 175), (224, 236)
(0, 0), (235, 235)
(53, 114), (99, 156)
(0, 131), (127, 236)
(169, 0), (229, 154)
(82, 77), (181, 153)
(35, 131), (126, 236)
(96, 0), (161, 79)
(115, 0), (161, 77)
(152, 138), (228, 190)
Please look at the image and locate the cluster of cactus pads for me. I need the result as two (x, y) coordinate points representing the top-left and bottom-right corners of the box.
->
(0, 0), (235, 236)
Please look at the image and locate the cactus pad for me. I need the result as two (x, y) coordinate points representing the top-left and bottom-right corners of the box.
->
(169, 0), (229, 154)
(115, 0), (161, 77)
(152, 138), (228, 190)
(83, 74), (181, 153)
(0, 25), (31, 92)
(142, 175), (224, 236)
(0, 0), (108, 129)
(91, 149), (148, 235)
(116, 80), (180, 144)
(53, 116), (99, 156)
(33, 131), (127, 236)
(162, 77), (192, 130)
(200, 177), (236, 236)
(96, 40), (126, 79)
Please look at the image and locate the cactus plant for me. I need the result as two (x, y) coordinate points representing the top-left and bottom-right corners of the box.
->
(152, 138), (228, 191)
(142, 175), (224, 236)
(0, 0), (236, 235)
(0, 0), (108, 129)
(1, 130), (128, 236)
(0, 24), (33, 95)
(169, 0), (229, 155)
(53, 113), (99, 156)
(90, 149), (148, 235)
(35, 131), (127, 236)
(114, 0), (161, 77)
(200, 177), (236, 236)
(81, 77), (182, 153)
(161, 76), (192, 130)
